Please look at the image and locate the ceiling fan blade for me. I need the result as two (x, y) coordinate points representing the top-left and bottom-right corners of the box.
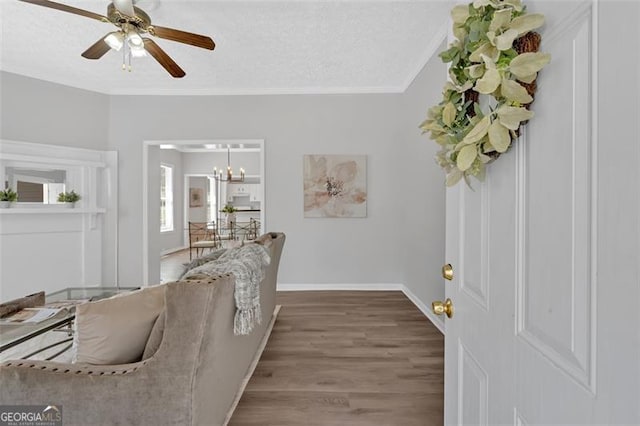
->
(81, 37), (112, 60)
(143, 39), (186, 78)
(112, 0), (134, 17)
(18, 0), (108, 22)
(148, 25), (215, 51)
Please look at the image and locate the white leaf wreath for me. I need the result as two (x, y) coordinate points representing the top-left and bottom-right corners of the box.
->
(420, 0), (550, 187)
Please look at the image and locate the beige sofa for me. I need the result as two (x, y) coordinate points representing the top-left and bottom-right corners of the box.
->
(0, 232), (285, 426)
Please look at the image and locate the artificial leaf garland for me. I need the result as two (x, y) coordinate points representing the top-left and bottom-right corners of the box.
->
(420, 0), (550, 187)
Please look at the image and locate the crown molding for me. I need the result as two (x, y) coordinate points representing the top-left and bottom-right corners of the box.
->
(106, 86), (407, 96)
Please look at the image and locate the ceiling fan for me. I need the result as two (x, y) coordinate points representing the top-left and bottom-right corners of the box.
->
(19, 0), (215, 78)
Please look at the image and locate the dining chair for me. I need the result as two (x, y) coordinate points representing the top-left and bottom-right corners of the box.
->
(188, 222), (220, 260)
(247, 218), (259, 241)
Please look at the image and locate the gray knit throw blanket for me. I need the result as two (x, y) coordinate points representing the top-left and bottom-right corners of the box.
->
(182, 244), (271, 335)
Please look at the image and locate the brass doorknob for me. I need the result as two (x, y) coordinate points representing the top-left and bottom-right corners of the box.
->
(442, 264), (454, 281)
(432, 298), (454, 318)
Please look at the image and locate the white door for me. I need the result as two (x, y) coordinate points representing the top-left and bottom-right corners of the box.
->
(441, 1), (640, 424)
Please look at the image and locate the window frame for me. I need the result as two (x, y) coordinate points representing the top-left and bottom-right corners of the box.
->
(160, 163), (174, 233)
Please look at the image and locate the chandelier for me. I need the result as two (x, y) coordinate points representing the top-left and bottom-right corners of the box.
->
(214, 147), (245, 182)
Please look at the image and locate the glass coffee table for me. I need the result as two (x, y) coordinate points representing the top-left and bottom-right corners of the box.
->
(0, 287), (138, 361)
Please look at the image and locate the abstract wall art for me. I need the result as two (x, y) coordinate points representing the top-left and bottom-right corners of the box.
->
(303, 154), (367, 218)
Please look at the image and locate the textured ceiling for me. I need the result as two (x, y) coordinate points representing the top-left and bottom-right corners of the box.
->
(0, 0), (449, 95)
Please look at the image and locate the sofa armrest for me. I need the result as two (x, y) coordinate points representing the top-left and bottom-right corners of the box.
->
(1, 358), (147, 377)
(0, 357), (194, 425)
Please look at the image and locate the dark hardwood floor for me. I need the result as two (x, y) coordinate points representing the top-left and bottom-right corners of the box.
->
(229, 291), (444, 426)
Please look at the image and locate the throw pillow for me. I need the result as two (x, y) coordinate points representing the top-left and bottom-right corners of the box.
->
(141, 309), (165, 360)
(73, 285), (166, 365)
(253, 233), (274, 250)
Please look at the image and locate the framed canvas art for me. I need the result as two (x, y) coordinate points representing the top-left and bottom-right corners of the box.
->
(189, 187), (203, 207)
(303, 154), (367, 218)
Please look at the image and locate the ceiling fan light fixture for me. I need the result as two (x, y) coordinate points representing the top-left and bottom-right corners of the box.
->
(130, 45), (147, 58)
(126, 32), (144, 48)
(104, 31), (124, 51)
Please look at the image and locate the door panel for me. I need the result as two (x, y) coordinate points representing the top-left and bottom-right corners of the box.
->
(516, 9), (594, 389)
(460, 183), (489, 309)
(459, 342), (488, 425)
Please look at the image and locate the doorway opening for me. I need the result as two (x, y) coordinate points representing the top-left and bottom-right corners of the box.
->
(142, 140), (265, 286)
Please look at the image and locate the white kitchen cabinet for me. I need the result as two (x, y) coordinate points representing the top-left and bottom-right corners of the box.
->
(227, 183), (250, 196)
(237, 184), (249, 195)
(249, 184), (261, 202)
(226, 182), (261, 202)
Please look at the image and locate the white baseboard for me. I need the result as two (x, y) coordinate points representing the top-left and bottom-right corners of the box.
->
(400, 285), (445, 335)
(161, 246), (188, 256)
(276, 283), (445, 335)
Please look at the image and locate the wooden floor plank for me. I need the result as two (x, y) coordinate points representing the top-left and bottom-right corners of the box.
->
(229, 291), (444, 425)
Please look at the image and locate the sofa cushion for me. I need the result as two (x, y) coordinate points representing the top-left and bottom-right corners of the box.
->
(73, 285), (166, 365)
(142, 309), (165, 360)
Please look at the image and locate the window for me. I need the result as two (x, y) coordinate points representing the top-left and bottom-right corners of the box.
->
(207, 177), (217, 223)
(160, 164), (174, 232)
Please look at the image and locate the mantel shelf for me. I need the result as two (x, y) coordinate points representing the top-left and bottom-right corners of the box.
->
(0, 208), (106, 215)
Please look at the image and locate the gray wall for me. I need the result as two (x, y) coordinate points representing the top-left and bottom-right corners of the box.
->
(108, 93), (417, 287)
(0, 59), (448, 314)
(0, 72), (109, 149)
(0, 72), (119, 286)
(399, 40), (447, 327)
